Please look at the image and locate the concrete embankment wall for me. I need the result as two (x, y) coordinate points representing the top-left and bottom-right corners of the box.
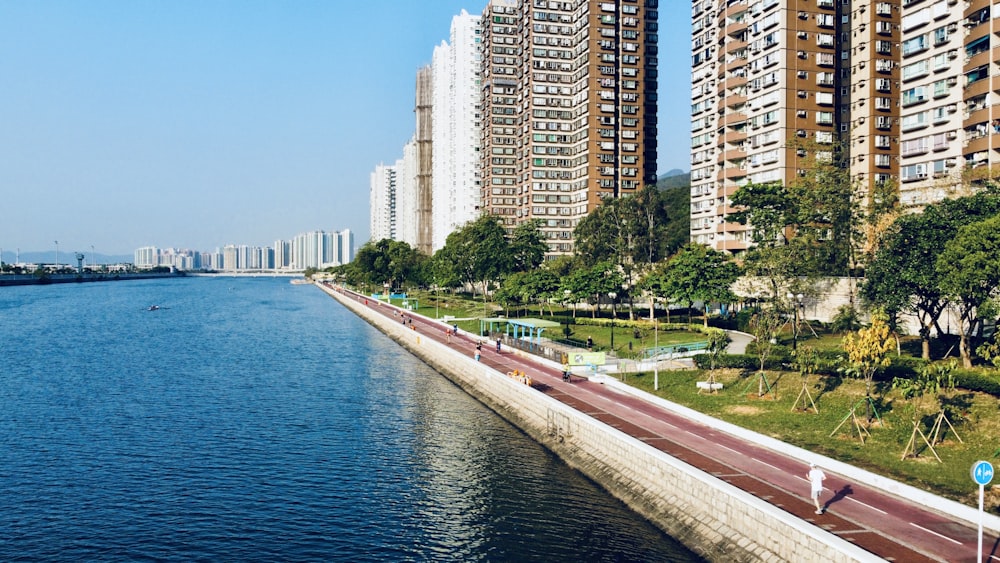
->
(319, 284), (881, 563)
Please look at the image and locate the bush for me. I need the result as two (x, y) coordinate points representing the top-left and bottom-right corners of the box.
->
(733, 308), (759, 333)
(951, 369), (1000, 396)
(693, 353), (784, 371)
(878, 356), (926, 381)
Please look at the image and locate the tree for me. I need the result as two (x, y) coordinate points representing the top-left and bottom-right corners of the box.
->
(727, 146), (852, 301)
(498, 267), (561, 316)
(432, 215), (510, 315)
(892, 363), (951, 462)
(509, 220), (547, 273)
(562, 260), (620, 319)
(862, 187), (1000, 360)
(936, 214), (1000, 367)
(658, 243), (740, 326)
(841, 310), (895, 421)
(352, 239), (427, 291)
(747, 309), (783, 399)
(574, 185), (674, 319)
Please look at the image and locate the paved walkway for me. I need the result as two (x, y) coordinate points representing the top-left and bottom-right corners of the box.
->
(333, 286), (998, 562)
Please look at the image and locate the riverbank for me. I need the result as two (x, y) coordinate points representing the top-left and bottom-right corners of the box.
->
(0, 271), (184, 287)
(319, 283), (919, 562)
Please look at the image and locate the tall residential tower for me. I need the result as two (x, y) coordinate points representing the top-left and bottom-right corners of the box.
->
(431, 10), (483, 252)
(692, 0), (1000, 252)
(480, 0), (659, 256)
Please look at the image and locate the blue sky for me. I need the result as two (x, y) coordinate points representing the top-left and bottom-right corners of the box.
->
(0, 1), (690, 256)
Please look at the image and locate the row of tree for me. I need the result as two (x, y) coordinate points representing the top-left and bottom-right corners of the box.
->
(334, 159), (1000, 368)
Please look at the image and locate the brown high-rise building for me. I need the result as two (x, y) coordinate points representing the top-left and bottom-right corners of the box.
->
(480, 0), (659, 256)
(693, 0), (1000, 253)
(690, 0), (899, 253)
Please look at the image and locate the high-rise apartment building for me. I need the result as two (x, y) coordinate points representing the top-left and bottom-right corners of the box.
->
(415, 66), (434, 255)
(692, 0), (1000, 252)
(431, 10), (483, 252)
(480, 0), (659, 256)
(370, 163), (398, 242)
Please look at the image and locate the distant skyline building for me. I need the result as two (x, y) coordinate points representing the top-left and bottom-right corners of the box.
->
(431, 10), (483, 251)
(134, 228), (354, 272)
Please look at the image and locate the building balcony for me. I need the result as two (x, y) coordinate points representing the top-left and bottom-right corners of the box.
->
(717, 112), (747, 129)
(719, 166), (747, 180)
(725, 93), (747, 107)
(966, 49), (991, 71)
(721, 57), (747, 74)
(724, 22), (747, 39)
(715, 238), (750, 252)
(965, 0), (990, 16)
(725, 39), (747, 55)
(721, 147), (746, 162)
(721, 1), (748, 21)
(966, 107), (991, 126)
(965, 134), (990, 154)
(965, 77), (991, 98)
(722, 129), (747, 144)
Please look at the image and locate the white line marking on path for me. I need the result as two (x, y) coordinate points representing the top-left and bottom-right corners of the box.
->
(845, 497), (888, 515)
(751, 458), (781, 472)
(684, 430), (705, 440)
(909, 522), (962, 545)
(716, 443), (740, 455)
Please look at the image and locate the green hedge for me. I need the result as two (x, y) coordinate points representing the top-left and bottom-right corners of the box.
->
(573, 317), (721, 336)
(951, 369), (1000, 396)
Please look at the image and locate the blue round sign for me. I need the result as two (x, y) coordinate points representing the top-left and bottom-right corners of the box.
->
(972, 461), (994, 486)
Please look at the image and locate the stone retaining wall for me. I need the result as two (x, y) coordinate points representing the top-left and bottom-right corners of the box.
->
(319, 284), (882, 563)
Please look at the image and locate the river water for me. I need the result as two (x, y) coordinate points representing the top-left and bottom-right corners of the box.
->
(0, 277), (699, 561)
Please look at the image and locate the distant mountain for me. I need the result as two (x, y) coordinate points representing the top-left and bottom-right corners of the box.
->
(656, 171), (690, 190)
(658, 169), (687, 179)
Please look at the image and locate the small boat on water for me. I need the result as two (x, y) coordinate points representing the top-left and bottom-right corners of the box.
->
(148, 305), (160, 311)
(290, 279), (311, 285)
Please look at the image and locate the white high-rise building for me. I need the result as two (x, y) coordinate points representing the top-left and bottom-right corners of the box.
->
(431, 10), (482, 251)
(370, 163), (397, 242)
(134, 246), (158, 268)
(337, 229), (354, 264)
(396, 141), (419, 248)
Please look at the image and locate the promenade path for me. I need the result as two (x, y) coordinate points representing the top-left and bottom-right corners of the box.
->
(334, 286), (999, 562)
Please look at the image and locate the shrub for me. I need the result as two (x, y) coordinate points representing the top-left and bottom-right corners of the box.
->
(830, 304), (862, 333)
(951, 369), (1000, 397)
(693, 353), (784, 371)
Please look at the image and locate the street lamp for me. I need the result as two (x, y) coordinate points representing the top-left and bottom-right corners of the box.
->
(54, 240), (59, 271)
(608, 291), (617, 352)
(787, 293), (804, 351)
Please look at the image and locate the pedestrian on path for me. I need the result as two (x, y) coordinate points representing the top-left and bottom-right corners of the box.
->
(807, 463), (826, 515)
(496, 338), (502, 353)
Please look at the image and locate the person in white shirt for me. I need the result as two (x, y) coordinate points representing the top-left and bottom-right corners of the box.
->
(807, 463), (827, 515)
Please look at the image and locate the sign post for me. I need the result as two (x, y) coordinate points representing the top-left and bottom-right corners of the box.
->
(972, 460), (994, 562)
